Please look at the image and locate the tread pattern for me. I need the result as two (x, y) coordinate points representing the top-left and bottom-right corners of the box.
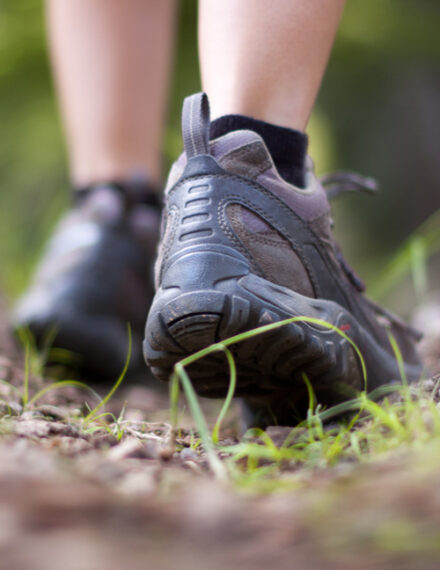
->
(144, 273), (363, 401)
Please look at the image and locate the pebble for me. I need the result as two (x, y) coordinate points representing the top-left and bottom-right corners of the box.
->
(108, 437), (159, 461)
(14, 419), (78, 438)
(422, 378), (436, 392)
(50, 436), (93, 456)
(21, 411), (44, 420)
(180, 447), (198, 462)
(36, 404), (69, 421)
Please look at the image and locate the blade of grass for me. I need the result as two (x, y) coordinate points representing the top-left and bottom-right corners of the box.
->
(409, 237), (428, 300)
(174, 361), (227, 480)
(177, 315), (367, 390)
(28, 380), (101, 408)
(386, 330), (408, 387)
(0, 379), (22, 398)
(83, 324), (132, 424)
(371, 208), (440, 300)
(212, 346), (237, 444)
(169, 371), (180, 429)
(22, 339), (30, 407)
(39, 324), (61, 370)
(316, 383), (404, 423)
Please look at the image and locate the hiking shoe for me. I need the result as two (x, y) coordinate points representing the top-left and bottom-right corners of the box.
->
(143, 92), (422, 427)
(14, 180), (161, 380)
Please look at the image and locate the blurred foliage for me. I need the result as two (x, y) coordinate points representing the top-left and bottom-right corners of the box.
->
(0, 0), (439, 308)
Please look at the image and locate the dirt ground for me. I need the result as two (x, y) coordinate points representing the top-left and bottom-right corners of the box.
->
(1, 295), (440, 570)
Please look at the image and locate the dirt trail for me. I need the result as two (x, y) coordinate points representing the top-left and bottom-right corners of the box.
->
(1, 295), (440, 570)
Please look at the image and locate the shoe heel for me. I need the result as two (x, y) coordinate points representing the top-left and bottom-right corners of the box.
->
(143, 248), (252, 379)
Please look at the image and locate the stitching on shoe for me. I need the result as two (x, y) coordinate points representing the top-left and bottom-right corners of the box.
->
(228, 205), (291, 248)
(158, 205), (179, 285)
(169, 172), (319, 242)
(217, 203), (265, 278)
(217, 194), (320, 296)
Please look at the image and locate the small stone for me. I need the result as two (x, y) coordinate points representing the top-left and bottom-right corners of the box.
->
(180, 447), (198, 461)
(36, 404), (69, 421)
(409, 387), (419, 401)
(108, 437), (159, 461)
(159, 446), (175, 461)
(14, 419), (51, 438)
(14, 418), (78, 438)
(423, 378), (436, 392)
(47, 421), (79, 437)
(49, 436), (93, 455)
(21, 410), (43, 420)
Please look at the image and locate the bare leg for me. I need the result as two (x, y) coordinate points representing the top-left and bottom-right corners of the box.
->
(47, 0), (176, 187)
(199, 0), (345, 130)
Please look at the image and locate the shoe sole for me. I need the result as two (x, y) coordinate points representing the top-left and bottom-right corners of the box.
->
(14, 311), (144, 382)
(143, 248), (420, 404)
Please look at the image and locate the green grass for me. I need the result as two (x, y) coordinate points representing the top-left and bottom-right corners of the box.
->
(2, 209), (439, 494)
(3, 303), (439, 496)
(370, 208), (440, 302)
(172, 353), (439, 492)
(168, 314), (436, 490)
(169, 315), (370, 478)
(0, 324), (133, 444)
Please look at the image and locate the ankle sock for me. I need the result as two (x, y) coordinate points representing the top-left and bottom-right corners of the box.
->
(210, 114), (308, 188)
(74, 178), (161, 209)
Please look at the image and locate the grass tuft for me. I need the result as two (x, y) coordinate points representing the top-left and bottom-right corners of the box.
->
(168, 310), (438, 490)
(83, 324), (132, 424)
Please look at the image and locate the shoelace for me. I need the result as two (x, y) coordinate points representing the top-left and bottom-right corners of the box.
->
(320, 171), (422, 341)
(320, 171), (379, 200)
(320, 170), (378, 294)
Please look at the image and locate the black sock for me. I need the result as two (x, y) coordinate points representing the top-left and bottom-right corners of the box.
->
(74, 178), (161, 209)
(210, 114), (308, 188)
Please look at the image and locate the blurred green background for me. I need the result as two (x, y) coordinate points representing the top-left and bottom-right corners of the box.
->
(0, 0), (439, 312)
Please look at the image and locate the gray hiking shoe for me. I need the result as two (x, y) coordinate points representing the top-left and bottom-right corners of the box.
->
(143, 92), (422, 427)
(14, 181), (161, 380)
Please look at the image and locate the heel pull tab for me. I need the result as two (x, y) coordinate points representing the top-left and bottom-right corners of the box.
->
(182, 92), (210, 158)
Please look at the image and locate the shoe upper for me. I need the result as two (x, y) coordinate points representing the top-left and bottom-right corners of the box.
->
(14, 182), (161, 376)
(155, 93), (421, 372)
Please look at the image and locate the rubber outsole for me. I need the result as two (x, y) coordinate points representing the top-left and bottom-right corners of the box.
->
(15, 311), (144, 382)
(143, 247), (420, 414)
